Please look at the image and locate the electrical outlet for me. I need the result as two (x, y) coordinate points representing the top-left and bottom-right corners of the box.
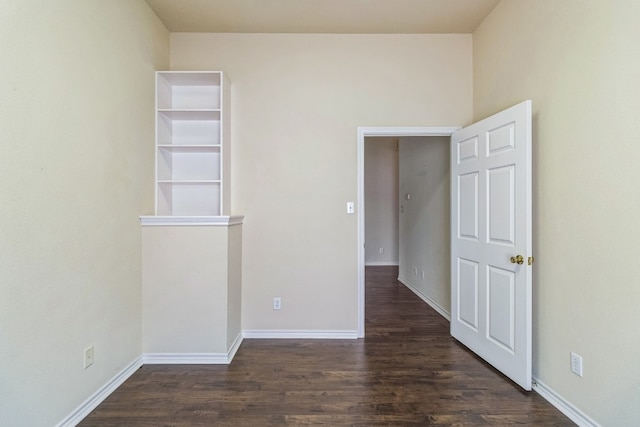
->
(84, 346), (94, 369)
(421, 270), (425, 280)
(570, 352), (583, 377)
(379, 248), (384, 254)
(273, 297), (281, 310)
(413, 267), (418, 276)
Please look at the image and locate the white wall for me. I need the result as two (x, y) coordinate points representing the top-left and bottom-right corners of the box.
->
(364, 137), (399, 266)
(171, 33), (472, 332)
(474, 1), (640, 425)
(398, 137), (450, 315)
(0, 1), (169, 425)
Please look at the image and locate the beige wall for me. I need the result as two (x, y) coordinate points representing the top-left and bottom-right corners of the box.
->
(0, 1), (168, 425)
(474, 1), (640, 425)
(226, 224), (243, 348)
(142, 226), (231, 354)
(398, 137), (450, 315)
(171, 33), (472, 332)
(364, 137), (399, 265)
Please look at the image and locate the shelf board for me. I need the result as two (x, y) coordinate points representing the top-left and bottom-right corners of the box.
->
(140, 215), (244, 227)
(157, 110), (220, 120)
(157, 144), (221, 148)
(157, 71), (222, 86)
(157, 109), (221, 112)
(158, 180), (221, 184)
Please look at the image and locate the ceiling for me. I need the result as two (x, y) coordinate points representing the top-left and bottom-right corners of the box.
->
(145, 0), (501, 34)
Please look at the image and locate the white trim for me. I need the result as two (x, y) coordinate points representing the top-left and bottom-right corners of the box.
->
(397, 276), (451, 321)
(533, 378), (601, 427)
(365, 261), (399, 266)
(143, 353), (231, 364)
(358, 126), (460, 137)
(227, 333), (244, 361)
(143, 334), (244, 364)
(56, 356), (143, 427)
(243, 330), (358, 339)
(357, 126), (460, 338)
(139, 215), (244, 226)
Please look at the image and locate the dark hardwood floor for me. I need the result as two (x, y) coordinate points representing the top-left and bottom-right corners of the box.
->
(80, 266), (574, 426)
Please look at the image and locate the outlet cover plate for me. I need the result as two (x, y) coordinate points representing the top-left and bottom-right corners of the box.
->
(84, 346), (95, 369)
(570, 352), (583, 377)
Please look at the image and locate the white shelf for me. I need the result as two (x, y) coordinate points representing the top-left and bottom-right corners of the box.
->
(140, 215), (244, 226)
(157, 110), (221, 146)
(157, 181), (221, 216)
(157, 146), (221, 181)
(154, 71), (230, 216)
(157, 72), (221, 110)
(156, 179), (222, 186)
(157, 110), (220, 116)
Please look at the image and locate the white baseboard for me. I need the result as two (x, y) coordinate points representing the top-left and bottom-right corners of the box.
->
(143, 353), (230, 364)
(56, 356), (143, 427)
(227, 332), (243, 361)
(143, 334), (244, 365)
(365, 262), (399, 266)
(397, 276), (451, 321)
(533, 377), (601, 427)
(243, 330), (358, 339)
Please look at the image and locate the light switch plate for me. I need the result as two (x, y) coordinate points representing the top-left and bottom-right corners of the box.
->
(347, 202), (355, 214)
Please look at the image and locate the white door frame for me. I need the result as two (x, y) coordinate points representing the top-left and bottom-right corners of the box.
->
(356, 126), (460, 337)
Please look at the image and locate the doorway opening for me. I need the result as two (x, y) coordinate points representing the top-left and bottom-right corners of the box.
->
(357, 127), (459, 337)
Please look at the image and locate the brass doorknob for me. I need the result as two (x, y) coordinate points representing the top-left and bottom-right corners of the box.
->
(510, 255), (525, 265)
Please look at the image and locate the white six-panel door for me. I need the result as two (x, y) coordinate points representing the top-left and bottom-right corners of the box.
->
(451, 101), (533, 390)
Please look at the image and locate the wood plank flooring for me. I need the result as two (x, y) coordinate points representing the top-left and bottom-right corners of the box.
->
(79, 266), (574, 426)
